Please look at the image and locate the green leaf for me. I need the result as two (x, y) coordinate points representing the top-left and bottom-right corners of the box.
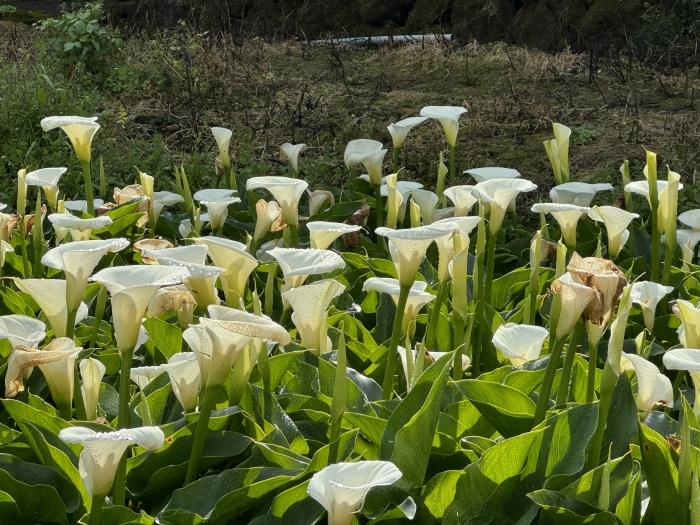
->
(615, 462), (641, 525)
(527, 489), (619, 524)
(0, 491), (20, 523)
(247, 481), (325, 525)
(143, 317), (183, 361)
(601, 373), (639, 461)
(309, 201), (364, 222)
(421, 470), (462, 520)
(87, 505), (155, 524)
(380, 354), (451, 488)
(637, 422), (684, 525)
(455, 380), (536, 438)
(492, 267), (531, 309)
(557, 452), (633, 510)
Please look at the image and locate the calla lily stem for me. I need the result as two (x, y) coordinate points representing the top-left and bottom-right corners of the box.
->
(372, 184), (387, 251)
(56, 400), (72, 420)
(586, 336), (600, 403)
(533, 293), (563, 427)
(87, 495), (104, 525)
(19, 220), (30, 277)
(112, 346), (135, 506)
(88, 284), (108, 350)
(392, 147), (401, 174)
(80, 159), (95, 216)
(453, 312), (472, 381)
(483, 231), (497, 311)
(185, 385), (218, 485)
(33, 195), (44, 278)
(426, 279), (449, 350)
(448, 144), (456, 187)
(73, 368), (88, 421)
(382, 282), (411, 399)
(586, 362), (617, 470)
(556, 321), (583, 405)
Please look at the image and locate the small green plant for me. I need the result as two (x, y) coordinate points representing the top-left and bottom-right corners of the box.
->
(38, 2), (123, 74)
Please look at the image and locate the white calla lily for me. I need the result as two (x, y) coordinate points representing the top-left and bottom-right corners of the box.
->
(59, 426), (164, 498)
(620, 352), (673, 414)
(79, 358), (106, 420)
(410, 189), (439, 225)
(492, 323), (549, 366)
(473, 178), (537, 234)
(280, 142), (307, 175)
(630, 281), (673, 332)
(0, 315), (46, 349)
(247, 176), (309, 227)
(531, 203), (590, 248)
(543, 123), (571, 184)
(387, 116), (427, 149)
(419, 105), (468, 147)
(588, 205), (639, 259)
(363, 277), (434, 333)
(152, 191), (185, 222)
(211, 127), (232, 169)
(130, 365), (163, 391)
(308, 461), (403, 525)
(306, 221), (362, 250)
(14, 279), (88, 337)
(464, 167), (521, 183)
(194, 237), (258, 306)
(344, 139), (387, 185)
(91, 265), (189, 354)
(663, 348), (700, 415)
(193, 189), (240, 231)
(550, 182), (613, 207)
(5, 338), (81, 416)
(25, 167), (67, 210)
(160, 352), (201, 412)
(267, 247), (346, 291)
(48, 214), (112, 241)
(625, 179), (683, 234)
(673, 299), (700, 348)
(41, 116), (100, 164)
(308, 190), (334, 216)
(550, 273), (597, 340)
(432, 216), (481, 283)
(679, 209), (700, 231)
(63, 199), (105, 213)
(154, 256), (224, 309)
(252, 199), (286, 244)
(375, 225), (451, 286)
(444, 185), (478, 216)
(674, 229), (700, 270)
(282, 279), (345, 354)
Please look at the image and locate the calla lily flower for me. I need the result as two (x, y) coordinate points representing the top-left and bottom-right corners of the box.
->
(472, 178), (537, 234)
(91, 265), (189, 354)
(267, 247), (346, 291)
(147, 285), (196, 328)
(344, 139), (387, 185)
(59, 426), (164, 498)
(567, 252), (627, 328)
(544, 123), (571, 184)
(432, 216), (481, 283)
(663, 348), (700, 415)
(280, 143), (307, 176)
(550, 273), (596, 340)
(588, 205), (639, 259)
(492, 323), (549, 366)
(619, 352), (673, 414)
(625, 179), (683, 234)
(5, 338), (80, 413)
(160, 352), (201, 412)
(306, 221), (362, 250)
(282, 278), (345, 354)
(179, 213), (209, 239)
(152, 191), (185, 223)
(41, 116), (100, 164)
(184, 305), (289, 387)
(193, 189), (240, 231)
(252, 199), (286, 245)
(133, 238), (174, 255)
(549, 182), (613, 207)
(48, 214), (112, 241)
(308, 460), (403, 525)
(247, 176), (309, 228)
(530, 203), (590, 248)
(630, 281), (673, 332)
(211, 127), (233, 169)
(42, 239), (130, 326)
(375, 225), (451, 286)
(673, 299), (700, 348)
(410, 189), (439, 225)
(194, 237), (258, 306)
(130, 364), (163, 391)
(679, 209), (700, 231)
(0, 239), (12, 269)
(154, 256), (224, 309)
(464, 167), (521, 184)
(381, 176), (424, 228)
(419, 106), (468, 147)
(674, 230), (700, 270)
(363, 277), (434, 333)
(444, 185), (478, 216)
(308, 190), (335, 216)
(63, 199), (105, 213)
(0, 212), (19, 242)
(25, 167), (67, 210)
(0, 315), (46, 348)
(14, 279), (88, 337)
(79, 357), (106, 420)
(387, 116), (427, 149)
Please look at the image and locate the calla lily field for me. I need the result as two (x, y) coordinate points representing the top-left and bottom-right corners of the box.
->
(1, 104), (700, 525)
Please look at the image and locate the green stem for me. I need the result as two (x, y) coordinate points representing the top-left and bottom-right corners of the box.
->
(18, 220), (29, 277)
(87, 494), (103, 525)
(382, 283), (411, 400)
(65, 305), (78, 341)
(557, 322), (583, 405)
(373, 184), (387, 251)
(527, 267), (539, 326)
(288, 223), (299, 248)
(448, 144), (456, 187)
(472, 323), (482, 379)
(533, 337), (566, 426)
(73, 367), (87, 421)
(88, 285), (108, 350)
(185, 386), (218, 485)
(392, 146), (401, 174)
(662, 240), (675, 285)
(483, 229), (497, 306)
(80, 159), (94, 216)
(586, 363), (618, 470)
(56, 400), (72, 421)
(426, 279), (449, 350)
(112, 455), (126, 507)
(118, 348), (134, 429)
(32, 195), (43, 278)
(452, 314), (466, 381)
(587, 336), (600, 403)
